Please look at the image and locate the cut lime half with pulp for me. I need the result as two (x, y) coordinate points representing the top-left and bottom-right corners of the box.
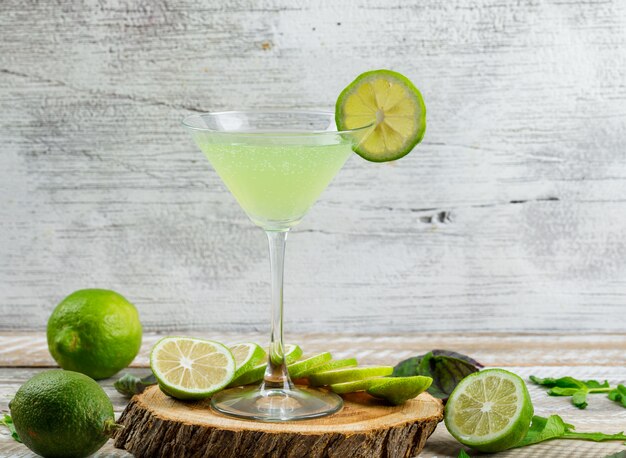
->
(150, 337), (236, 400)
(444, 369), (534, 453)
(336, 69), (426, 162)
(229, 343), (266, 380)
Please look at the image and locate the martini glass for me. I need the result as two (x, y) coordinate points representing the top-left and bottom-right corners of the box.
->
(182, 111), (369, 421)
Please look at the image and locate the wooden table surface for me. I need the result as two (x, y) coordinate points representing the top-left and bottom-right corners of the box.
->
(1, 332), (625, 457)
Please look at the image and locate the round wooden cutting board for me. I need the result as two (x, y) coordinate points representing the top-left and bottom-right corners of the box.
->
(114, 385), (444, 458)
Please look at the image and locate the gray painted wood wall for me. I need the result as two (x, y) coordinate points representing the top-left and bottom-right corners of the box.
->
(1, 0), (625, 333)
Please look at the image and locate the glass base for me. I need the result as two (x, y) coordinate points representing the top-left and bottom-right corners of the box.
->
(210, 385), (343, 421)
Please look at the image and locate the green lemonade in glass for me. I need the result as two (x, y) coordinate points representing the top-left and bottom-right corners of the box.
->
(197, 138), (352, 229)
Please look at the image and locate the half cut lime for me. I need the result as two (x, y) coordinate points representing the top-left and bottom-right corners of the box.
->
(444, 369), (534, 453)
(150, 337), (235, 400)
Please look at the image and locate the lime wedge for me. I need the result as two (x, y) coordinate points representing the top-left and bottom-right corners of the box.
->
(288, 352), (332, 379)
(336, 69), (426, 162)
(309, 366), (394, 387)
(444, 369), (534, 453)
(366, 376), (433, 405)
(150, 337), (236, 400)
(229, 343), (266, 380)
(299, 358), (358, 378)
(229, 344), (303, 387)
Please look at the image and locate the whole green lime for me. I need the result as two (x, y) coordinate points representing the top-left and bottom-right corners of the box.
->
(9, 370), (116, 458)
(47, 289), (142, 380)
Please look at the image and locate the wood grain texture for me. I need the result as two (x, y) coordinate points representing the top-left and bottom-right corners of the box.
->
(1, 0), (626, 333)
(114, 387), (442, 458)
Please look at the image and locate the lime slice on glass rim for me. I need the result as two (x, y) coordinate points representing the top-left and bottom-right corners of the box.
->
(444, 368), (534, 453)
(229, 342), (266, 380)
(335, 69), (426, 162)
(150, 337), (236, 400)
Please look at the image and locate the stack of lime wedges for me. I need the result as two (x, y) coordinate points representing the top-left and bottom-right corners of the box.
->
(149, 337), (432, 405)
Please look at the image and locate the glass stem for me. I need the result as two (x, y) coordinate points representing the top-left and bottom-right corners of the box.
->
(262, 229), (293, 390)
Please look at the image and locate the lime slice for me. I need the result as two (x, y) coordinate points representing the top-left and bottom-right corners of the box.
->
(288, 352), (332, 379)
(229, 344), (303, 387)
(283, 344), (303, 364)
(150, 337), (236, 400)
(330, 375), (432, 401)
(366, 376), (433, 405)
(309, 366), (394, 387)
(229, 343), (266, 380)
(330, 377), (386, 394)
(444, 369), (534, 453)
(335, 69), (426, 162)
(229, 363), (266, 387)
(299, 358), (358, 378)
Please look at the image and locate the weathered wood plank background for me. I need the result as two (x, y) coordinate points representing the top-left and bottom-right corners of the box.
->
(1, 0), (625, 333)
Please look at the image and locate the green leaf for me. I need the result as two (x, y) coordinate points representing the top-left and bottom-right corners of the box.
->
(0, 414), (21, 443)
(514, 415), (569, 447)
(608, 384), (626, 408)
(562, 429), (626, 442)
(531, 375), (611, 391)
(515, 414), (626, 448)
(457, 450), (471, 458)
(547, 385), (591, 408)
(392, 354), (425, 378)
(530, 375), (586, 389)
(548, 386), (581, 396)
(531, 375), (615, 408)
(392, 350), (482, 402)
(114, 372), (157, 397)
(585, 379), (610, 389)
(571, 389), (589, 409)
(430, 349), (483, 368)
